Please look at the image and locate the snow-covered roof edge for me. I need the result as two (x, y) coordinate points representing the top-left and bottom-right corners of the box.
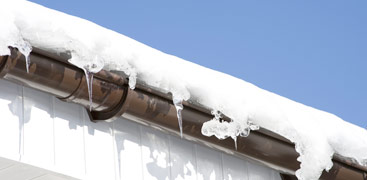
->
(0, 1), (366, 179)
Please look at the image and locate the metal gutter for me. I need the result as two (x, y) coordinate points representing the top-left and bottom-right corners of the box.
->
(0, 48), (366, 179)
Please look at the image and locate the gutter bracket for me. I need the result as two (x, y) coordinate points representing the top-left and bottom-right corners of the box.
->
(0, 48), (22, 78)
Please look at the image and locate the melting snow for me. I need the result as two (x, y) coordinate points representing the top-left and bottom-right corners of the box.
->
(0, 1), (366, 179)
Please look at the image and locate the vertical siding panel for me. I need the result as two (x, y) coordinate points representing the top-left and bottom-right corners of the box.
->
(113, 118), (143, 180)
(247, 161), (272, 180)
(140, 126), (170, 180)
(195, 145), (223, 180)
(22, 87), (54, 169)
(0, 80), (22, 161)
(82, 109), (115, 180)
(53, 98), (85, 179)
(221, 153), (248, 180)
(270, 170), (282, 180)
(168, 136), (197, 180)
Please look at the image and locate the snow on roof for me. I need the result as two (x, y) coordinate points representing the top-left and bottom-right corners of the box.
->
(0, 1), (366, 179)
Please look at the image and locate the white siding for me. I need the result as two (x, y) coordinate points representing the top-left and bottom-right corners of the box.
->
(113, 118), (143, 180)
(0, 80), (22, 161)
(169, 135), (197, 180)
(22, 87), (54, 169)
(0, 79), (282, 180)
(53, 98), (86, 178)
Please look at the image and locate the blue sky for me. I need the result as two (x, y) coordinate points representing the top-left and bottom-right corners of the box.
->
(29, 0), (366, 128)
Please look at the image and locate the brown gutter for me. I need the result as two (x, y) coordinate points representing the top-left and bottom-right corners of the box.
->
(0, 48), (129, 120)
(0, 48), (366, 179)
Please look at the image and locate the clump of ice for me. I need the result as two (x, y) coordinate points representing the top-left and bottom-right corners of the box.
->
(1, 1), (367, 179)
(202, 111), (259, 149)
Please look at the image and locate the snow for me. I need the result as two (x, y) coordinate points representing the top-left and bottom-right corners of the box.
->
(0, 1), (366, 179)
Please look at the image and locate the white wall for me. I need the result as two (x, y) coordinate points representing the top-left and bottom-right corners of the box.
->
(0, 79), (282, 180)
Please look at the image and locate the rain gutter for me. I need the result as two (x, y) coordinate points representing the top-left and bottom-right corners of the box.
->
(0, 48), (366, 180)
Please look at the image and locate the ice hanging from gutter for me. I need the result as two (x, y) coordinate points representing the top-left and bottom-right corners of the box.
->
(68, 51), (104, 112)
(173, 97), (184, 138)
(16, 40), (32, 73)
(83, 69), (94, 111)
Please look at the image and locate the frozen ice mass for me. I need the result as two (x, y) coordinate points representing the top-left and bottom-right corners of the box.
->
(0, 1), (366, 179)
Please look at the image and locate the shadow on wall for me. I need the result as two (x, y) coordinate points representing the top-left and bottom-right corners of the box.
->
(113, 117), (198, 180)
(0, 79), (25, 161)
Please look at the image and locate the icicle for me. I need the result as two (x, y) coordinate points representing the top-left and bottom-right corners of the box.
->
(14, 40), (32, 73)
(68, 52), (103, 112)
(233, 136), (238, 150)
(83, 68), (94, 111)
(25, 55), (30, 73)
(173, 97), (184, 138)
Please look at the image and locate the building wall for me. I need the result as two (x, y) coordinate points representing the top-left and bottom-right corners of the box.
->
(0, 79), (282, 180)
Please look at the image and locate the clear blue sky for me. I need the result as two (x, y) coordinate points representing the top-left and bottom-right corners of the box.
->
(29, 0), (366, 128)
